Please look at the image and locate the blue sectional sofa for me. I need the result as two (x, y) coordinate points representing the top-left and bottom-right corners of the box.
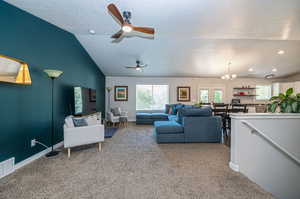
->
(136, 104), (222, 143)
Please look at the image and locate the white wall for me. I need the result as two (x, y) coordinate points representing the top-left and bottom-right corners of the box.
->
(105, 76), (271, 121)
(230, 114), (300, 199)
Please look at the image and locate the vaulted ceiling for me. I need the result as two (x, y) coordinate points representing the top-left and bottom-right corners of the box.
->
(5, 0), (300, 77)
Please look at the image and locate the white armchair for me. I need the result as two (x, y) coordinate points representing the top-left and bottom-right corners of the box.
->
(64, 115), (104, 158)
(107, 107), (128, 127)
(107, 112), (119, 126)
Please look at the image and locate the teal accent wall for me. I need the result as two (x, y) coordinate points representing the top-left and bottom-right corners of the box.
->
(0, 2), (105, 163)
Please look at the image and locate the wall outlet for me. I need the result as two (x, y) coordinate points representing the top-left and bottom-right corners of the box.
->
(31, 139), (36, 147)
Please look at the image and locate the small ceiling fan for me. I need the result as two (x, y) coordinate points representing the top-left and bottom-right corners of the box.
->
(125, 61), (147, 71)
(107, 3), (155, 42)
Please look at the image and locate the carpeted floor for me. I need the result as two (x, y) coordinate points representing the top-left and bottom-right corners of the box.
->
(0, 123), (274, 199)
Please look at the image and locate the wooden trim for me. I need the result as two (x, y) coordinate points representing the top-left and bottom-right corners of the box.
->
(68, 148), (71, 158)
(177, 86), (191, 102)
(114, 86), (128, 101)
(98, 142), (102, 152)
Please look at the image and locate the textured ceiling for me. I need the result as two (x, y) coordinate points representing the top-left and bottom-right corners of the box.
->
(5, 0), (300, 77)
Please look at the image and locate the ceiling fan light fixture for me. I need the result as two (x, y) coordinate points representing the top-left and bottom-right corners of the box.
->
(122, 25), (132, 33)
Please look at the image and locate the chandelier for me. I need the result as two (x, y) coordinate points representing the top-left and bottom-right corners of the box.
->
(221, 62), (237, 80)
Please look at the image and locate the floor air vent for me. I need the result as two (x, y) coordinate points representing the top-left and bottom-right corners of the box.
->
(0, 158), (15, 179)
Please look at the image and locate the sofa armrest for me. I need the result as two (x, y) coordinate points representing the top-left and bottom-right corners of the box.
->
(183, 116), (222, 142)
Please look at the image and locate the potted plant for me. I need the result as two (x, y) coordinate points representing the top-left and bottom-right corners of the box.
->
(268, 88), (300, 113)
(194, 101), (203, 108)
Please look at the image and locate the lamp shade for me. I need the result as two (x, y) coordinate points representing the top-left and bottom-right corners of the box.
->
(44, 69), (63, 78)
(16, 63), (32, 85)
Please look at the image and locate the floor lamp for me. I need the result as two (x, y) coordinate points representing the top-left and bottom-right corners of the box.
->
(106, 87), (112, 114)
(44, 69), (63, 157)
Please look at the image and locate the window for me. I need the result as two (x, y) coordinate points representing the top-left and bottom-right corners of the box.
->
(199, 89), (209, 103)
(256, 85), (272, 100)
(136, 85), (169, 110)
(213, 89), (223, 103)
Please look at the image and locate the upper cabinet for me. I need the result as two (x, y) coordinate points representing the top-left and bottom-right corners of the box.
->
(0, 55), (31, 85)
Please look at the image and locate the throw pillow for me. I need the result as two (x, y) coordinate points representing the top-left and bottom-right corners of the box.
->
(168, 107), (173, 115)
(173, 104), (184, 115)
(111, 107), (121, 116)
(72, 118), (88, 127)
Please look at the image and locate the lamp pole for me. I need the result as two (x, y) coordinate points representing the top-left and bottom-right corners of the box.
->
(44, 69), (63, 157)
(46, 77), (59, 157)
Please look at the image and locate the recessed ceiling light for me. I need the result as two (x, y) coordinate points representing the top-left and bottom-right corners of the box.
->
(89, 29), (96, 35)
(248, 68), (254, 72)
(272, 68), (277, 72)
(277, 50), (285, 55)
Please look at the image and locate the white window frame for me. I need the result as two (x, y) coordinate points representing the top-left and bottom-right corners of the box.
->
(136, 84), (169, 111)
(198, 87), (225, 103)
(256, 84), (272, 101)
(212, 88), (225, 103)
(198, 88), (210, 103)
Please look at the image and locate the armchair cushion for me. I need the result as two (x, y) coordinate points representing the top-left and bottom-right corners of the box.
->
(111, 107), (121, 116)
(72, 118), (88, 127)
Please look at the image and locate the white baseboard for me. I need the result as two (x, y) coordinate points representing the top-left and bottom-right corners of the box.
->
(229, 161), (240, 172)
(14, 141), (64, 170)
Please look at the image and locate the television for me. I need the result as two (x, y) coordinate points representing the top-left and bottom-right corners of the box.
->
(74, 87), (97, 116)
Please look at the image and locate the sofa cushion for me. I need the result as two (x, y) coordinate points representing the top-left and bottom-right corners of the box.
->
(136, 113), (153, 119)
(177, 107), (213, 124)
(154, 121), (184, 134)
(85, 115), (98, 125)
(151, 113), (169, 119)
(168, 114), (177, 121)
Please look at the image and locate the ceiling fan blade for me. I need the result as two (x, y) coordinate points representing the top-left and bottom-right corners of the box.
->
(132, 26), (155, 35)
(125, 66), (137, 68)
(111, 30), (123, 39)
(111, 33), (125, 43)
(139, 64), (148, 68)
(107, 4), (124, 25)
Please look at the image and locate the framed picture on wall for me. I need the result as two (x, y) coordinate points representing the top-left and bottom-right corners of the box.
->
(177, 86), (191, 102)
(89, 89), (96, 102)
(114, 86), (128, 101)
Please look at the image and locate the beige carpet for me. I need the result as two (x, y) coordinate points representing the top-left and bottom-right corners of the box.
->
(0, 123), (274, 199)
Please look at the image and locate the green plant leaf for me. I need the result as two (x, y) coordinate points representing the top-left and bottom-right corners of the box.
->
(269, 103), (278, 113)
(270, 96), (279, 101)
(285, 104), (293, 113)
(279, 93), (285, 100)
(286, 88), (294, 96)
(292, 102), (298, 113)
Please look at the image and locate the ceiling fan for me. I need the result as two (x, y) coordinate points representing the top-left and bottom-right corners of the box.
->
(107, 3), (155, 42)
(125, 61), (147, 71)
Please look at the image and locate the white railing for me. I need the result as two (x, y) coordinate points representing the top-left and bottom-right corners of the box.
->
(241, 120), (300, 167)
